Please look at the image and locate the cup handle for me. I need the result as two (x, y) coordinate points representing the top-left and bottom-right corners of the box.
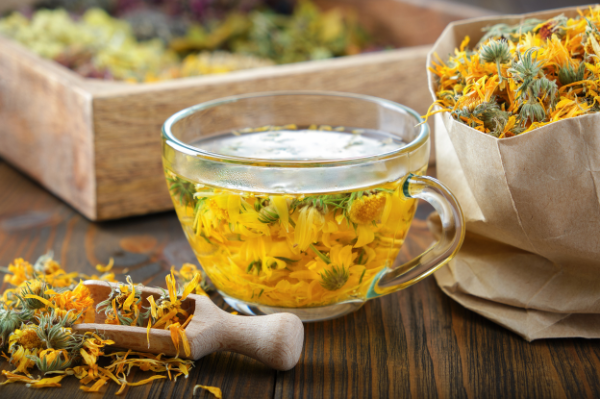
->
(367, 174), (465, 298)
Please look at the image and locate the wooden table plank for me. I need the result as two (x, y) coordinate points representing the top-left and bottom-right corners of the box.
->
(2, 159), (600, 399)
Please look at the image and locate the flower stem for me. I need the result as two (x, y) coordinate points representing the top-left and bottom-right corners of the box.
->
(309, 244), (331, 264)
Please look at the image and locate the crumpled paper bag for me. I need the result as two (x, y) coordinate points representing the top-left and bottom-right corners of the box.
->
(427, 7), (600, 341)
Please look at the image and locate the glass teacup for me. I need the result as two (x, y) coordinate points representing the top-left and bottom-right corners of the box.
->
(162, 92), (464, 321)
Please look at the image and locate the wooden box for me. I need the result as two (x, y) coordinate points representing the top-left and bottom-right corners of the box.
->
(0, 0), (490, 220)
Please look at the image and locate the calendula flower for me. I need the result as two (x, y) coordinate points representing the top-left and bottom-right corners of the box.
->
(480, 39), (511, 82)
(32, 252), (78, 287)
(18, 280), (47, 310)
(0, 305), (32, 347)
(348, 192), (387, 225)
(26, 281), (95, 324)
(96, 276), (143, 326)
(311, 245), (356, 291)
(35, 310), (80, 350)
(3, 258), (34, 286)
(9, 324), (42, 351)
(29, 348), (72, 373)
(8, 324), (42, 374)
(427, 6), (600, 137)
(80, 332), (115, 367)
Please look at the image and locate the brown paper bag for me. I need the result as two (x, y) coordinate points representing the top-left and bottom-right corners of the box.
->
(427, 7), (600, 340)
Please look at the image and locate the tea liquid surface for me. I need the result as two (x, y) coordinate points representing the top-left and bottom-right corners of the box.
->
(195, 127), (406, 160)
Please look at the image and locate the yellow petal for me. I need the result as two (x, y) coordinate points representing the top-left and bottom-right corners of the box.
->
(123, 285), (136, 312)
(23, 294), (55, 309)
(146, 317), (152, 348)
(169, 324), (180, 356)
(193, 385), (223, 399)
(459, 35), (470, 51)
(95, 258), (114, 273)
(354, 225), (375, 248)
(153, 308), (178, 329)
(181, 273), (201, 300)
(80, 377), (108, 392)
(289, 270), (320, 280)
(147, 295), (158, 319)
(112, 299), (120, 325)
(363, 246), (376, 264)
(181, 314), (194, 328)
(271, 196), (290, 231)
(97, 366), (122, 385)
(166, 272), (177, 303)
(80, 349), (96, 366)
(178, 327), (191, 357)
(27, 376), (65, 388)
(116, 381), (128, 395)
(1, 370), (33, 385)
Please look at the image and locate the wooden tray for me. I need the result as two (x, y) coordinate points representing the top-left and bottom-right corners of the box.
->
(0, 0), (490, 220)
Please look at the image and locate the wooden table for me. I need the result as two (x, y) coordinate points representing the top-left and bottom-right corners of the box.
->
(1, 159), (599, 399)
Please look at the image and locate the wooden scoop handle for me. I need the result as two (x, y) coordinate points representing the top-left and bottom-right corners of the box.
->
(187, 296), (304, 371)
(212, 311), (304, 371)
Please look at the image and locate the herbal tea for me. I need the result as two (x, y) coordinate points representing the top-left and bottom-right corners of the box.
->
(165, 127), (424, 308)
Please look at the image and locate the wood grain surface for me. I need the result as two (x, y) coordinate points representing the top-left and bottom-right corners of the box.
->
(2, 159), (600, 399)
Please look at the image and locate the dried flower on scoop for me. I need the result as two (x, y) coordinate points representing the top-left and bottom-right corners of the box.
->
(0, 253), (220, 396)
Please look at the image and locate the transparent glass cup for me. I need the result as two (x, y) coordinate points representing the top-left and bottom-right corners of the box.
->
(162, 92), (464, 322)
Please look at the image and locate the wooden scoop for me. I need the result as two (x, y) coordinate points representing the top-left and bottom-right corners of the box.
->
(72, 280), (304, 371)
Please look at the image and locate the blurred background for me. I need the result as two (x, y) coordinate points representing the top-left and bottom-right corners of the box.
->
(0, 0), (588, 84)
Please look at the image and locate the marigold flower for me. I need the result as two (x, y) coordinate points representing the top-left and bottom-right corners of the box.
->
(3, 258), (34, 286)
(427, 6), (600, 137)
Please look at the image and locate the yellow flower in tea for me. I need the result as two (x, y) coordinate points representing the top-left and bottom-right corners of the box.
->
(315, 245), (356, 291)
(166, 167), (421, 308)
(348, 192), (386, 225)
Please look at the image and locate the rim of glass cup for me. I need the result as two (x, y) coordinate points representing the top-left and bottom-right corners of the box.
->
(162, 91), (429, 167)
